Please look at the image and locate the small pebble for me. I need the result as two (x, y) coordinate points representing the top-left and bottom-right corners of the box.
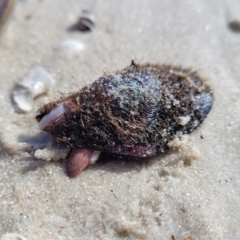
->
(54, 39), (85, 52)
(11, 67), (56, 113)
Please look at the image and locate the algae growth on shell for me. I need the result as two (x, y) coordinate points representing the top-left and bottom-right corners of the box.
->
(36, 62), (213, 177)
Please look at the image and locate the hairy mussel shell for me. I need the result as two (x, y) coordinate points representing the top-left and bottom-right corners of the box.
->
(36, 62), (213, 177)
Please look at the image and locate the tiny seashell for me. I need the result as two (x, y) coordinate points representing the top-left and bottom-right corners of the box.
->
(12, 67), (55, 113)
(36, 62), (214, 177)
(54, 39), (85, 52)
(0, 233), (27, 240)
(77, 9), (95, 32)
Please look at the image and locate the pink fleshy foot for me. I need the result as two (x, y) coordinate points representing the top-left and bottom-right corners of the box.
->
(65, 148), (93, 178)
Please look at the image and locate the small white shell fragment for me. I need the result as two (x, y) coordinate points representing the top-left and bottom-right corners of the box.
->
(90, 150), (101, 164)
(34, 143), (70, 161)
(1, 233), (27, 240)
(54, 39), (85, 52)
(12, 67), (56, 113)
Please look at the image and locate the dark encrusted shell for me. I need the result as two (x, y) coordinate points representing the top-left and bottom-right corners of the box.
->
(36, 62), (213, 158)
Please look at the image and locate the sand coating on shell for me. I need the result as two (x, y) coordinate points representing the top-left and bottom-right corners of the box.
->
(37, 63), (213, 159)
(34, 143), (70, 161)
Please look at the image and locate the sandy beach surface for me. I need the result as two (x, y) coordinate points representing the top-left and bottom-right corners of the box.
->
(0, 0), (240, 239)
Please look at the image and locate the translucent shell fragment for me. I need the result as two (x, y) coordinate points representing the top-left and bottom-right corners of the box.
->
(36, 62), (214, 177)
(12, 67), (56, 112)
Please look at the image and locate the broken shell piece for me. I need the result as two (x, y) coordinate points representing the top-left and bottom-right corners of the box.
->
(54, 39), (85, 52)
(0, 233), (27, 240)
(11, 67), (56, 113)
(77, 9), (95, 32)
(90, 150), (101, 164)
